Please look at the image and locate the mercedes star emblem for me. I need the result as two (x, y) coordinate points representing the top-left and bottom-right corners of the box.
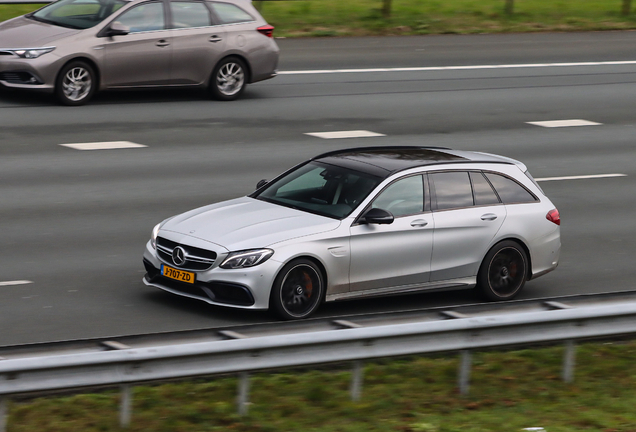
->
(172, 246), (187, 266)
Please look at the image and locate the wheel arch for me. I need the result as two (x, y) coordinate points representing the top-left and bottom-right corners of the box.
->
(274, 254), (329, 301)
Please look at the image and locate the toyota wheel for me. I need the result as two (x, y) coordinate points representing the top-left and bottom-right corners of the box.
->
(210, 57), (247, 101)
(55, 61), (96, 106)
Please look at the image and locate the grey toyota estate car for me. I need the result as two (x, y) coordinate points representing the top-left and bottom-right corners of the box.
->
(143, 147), (561, 320)
(0, 0), (279, 105)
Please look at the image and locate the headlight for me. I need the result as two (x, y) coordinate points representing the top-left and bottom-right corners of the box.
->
(150, 223), (161, 249)
(11, 47), (55, 59)
(220, 249), (274, 269)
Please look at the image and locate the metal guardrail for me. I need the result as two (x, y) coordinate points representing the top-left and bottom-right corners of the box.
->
(2, 301), (636, 430)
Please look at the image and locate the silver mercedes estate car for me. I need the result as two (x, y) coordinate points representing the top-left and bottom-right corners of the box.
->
(0, 0), (278, 105)
(143, 147), (561, 320)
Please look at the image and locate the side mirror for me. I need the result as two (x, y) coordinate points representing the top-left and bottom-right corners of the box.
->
(256, 179), (268, 189)
(107, 21), (130, 36)
(359, 208), (394, 225)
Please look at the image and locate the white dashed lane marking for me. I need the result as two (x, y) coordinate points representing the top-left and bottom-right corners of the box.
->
(305, 130), (386, 139)
(0, 280), (33, 287)
(60, 141), (147, 150)
(527, 119), (602, 128)
(536, 174), (626, 182)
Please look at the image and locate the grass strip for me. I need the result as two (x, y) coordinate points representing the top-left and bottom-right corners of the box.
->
(3, 0), (636, 36)
(254, 0), (636, 37)
(5, 340), (636, 431)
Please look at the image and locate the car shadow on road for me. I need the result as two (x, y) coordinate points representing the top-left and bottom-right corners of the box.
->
(0, 86), (268, 107)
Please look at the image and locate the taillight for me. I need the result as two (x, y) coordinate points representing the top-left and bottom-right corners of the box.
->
(257, 25), (274, 38)
(547, 209), (560, 225)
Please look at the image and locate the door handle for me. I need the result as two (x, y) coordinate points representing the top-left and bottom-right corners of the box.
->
(209, 35), (222, 43)
(481, 213), (498, 221)
(410, 219), (428, 227)
(156, 40), (170, 47)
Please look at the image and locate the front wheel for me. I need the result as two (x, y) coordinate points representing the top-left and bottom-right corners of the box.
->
(477, 241), (528, 301)
(270, 259), (325, 320)
(210, 57), (247, 101)
(55, 61), (96, 106)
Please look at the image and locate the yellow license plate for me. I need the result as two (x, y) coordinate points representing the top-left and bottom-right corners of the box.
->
(161, 264), (195, 284)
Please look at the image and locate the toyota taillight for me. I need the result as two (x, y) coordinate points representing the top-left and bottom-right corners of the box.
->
(547, 209), (560, 225)
(257, 25), (274, 38)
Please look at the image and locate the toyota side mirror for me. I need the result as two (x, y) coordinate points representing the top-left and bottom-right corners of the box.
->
(256, 179), (268, 189)
(107, 21), (130, 36)
(359, 208), (394, 225)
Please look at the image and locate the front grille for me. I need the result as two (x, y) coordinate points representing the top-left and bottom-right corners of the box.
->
(156, 236), (217, 271)
(143, 260), (254, 306)
(0, 71), (42, 84)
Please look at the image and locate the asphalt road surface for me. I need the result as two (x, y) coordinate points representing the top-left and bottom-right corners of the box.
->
(1, 32), (636, 345)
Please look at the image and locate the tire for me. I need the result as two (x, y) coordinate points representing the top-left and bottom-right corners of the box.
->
(270, 259), (325, 320)
(210, 57), (247, 101)
(55, 61), (97, 106)
(477, 240), (528, 301)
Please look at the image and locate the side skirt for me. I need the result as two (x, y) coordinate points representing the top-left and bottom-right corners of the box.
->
(325, 277), (476, 302)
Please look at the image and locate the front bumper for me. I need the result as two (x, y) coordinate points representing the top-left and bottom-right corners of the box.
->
(0, 52), (60, 91)
(143, 240), (280, 310)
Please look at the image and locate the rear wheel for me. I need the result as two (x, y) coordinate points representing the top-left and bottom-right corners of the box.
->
(55, 61), (96, 106)
(210, 57), (247, 101)
(270, 259), (324, 320)
(477, 241), (528, 301)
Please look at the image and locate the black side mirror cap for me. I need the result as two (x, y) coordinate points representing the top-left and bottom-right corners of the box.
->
(256, 179), (268, 190)
(359, 208), (394, 225)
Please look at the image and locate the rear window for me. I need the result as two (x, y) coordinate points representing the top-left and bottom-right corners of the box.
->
(209, 2), (254, 24)
(430, 171), (474, 210)
(171, 1), (212, 28)
(470, 172), (500, 206)
(484, 173), (538, 204)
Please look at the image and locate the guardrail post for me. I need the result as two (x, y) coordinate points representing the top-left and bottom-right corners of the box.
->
(0, 396), (7, 432)
(350, 361), (364, 401)
(237, 372), (250, 416)
(458, 350), (472, 395)
(119, 384), (132, 428)
(562, 340), (576, 383)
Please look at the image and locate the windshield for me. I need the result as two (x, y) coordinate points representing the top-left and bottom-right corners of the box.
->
(29, 0), (126, 29)
(254, 162), (382, 220)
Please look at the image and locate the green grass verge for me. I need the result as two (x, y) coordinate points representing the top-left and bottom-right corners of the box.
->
(5, 341), (636, 431)
(2, 0), (636, 36)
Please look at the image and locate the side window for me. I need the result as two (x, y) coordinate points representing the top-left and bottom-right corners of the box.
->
(371, 175), (424, 218)
(470, 172), (500, 206)
(430, 171), (473, 211)
(208, 2), (253, 24)
(484, 173), (538, 204)
(171, 1), (211, 28)
(117, 2), (165, 33)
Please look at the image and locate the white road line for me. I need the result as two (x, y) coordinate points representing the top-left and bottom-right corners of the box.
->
(278, 60), (636, 75)
(0, 280), (33, 287)
(60, 141), (147, 150)
(305, 130), (386, 139)
(527, 119), (602, 128)
(536, 174), (626, 182)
